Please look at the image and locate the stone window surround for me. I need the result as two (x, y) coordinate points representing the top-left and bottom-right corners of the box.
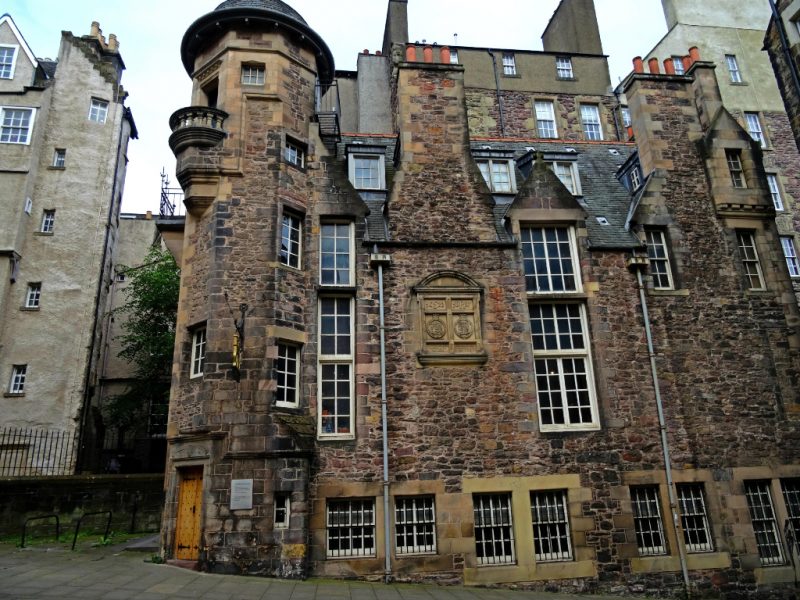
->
(0, 106), (36, 145)
(744, 112), (767, 148)
(326, 497), (376, 558)
(534, 99), (558, 139)
(394, 495), (437, 555)
(736, 229), (766, 291)
(781, 236), (800, 278)
(278, 206), (303, 270)
(284, 135), (306, 170)
(189, 324), (207, 379)
(319, 221), (354, 287)
(579, 104), (602, 141)
(317, 295), (355, 440)
(548, 159), (581, 196)
(274, 342), (300, 409)
(766, 173), (784, 212)
(0, 44), (18, 79)
(240, 62), (265, 86)
(643, 228), (675, 291)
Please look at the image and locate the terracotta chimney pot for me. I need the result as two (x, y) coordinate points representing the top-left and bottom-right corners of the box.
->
(423, 45), (434, 63)
(648, 57), (660, 75)
(440, 46), (451, 64)
(633, 56), (644, 73)
(405, 44), (416, 62)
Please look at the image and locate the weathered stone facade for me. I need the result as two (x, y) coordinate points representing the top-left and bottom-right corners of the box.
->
(162, 1), (800, 597)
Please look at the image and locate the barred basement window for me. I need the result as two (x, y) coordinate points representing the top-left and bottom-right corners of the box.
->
(781, 479), (800, 544)
(631, 486), (667, 556)
(644, 229), (674, 290)
(531, 490), (573, 562)
(275, 343), (299, 408)
(395, 496), (437, 555)
(473, 493), (516, 565)
(677, 483), (714, 553)
(744, 481), (785, 566)
(736, 231), (765, 290)
(327, 499), (375, 558)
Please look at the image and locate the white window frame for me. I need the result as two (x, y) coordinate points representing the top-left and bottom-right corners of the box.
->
(580, 105), (602, 141)
(88, 98), (109, 124)
(395, 496), (437, 555)
(745, 112), (766, 147)
(644, 229), (674, 290)
(531, 489), (573, 562)
(40, 209), (55, 233)
(745, 481), (785, 566)
(550, 161), (581, 195)
(275, 342), (299, 408)
(476, 158), (516, 193)
(348, 154), (385, 190)
(53, 148), (66, 168)
(450, 49), (459, 64)
(556, 56), (573, 79)
(318, 297), (354, 439)
(535, 101), (558, 139)
(0, 45), (18, 79)
(319, 222), (354, 286)
(767, 174), (784, 211)
(284, 139), (305, 168)
(190, 326), (207, 379)
(1, 106), (35, 145)
(631, 486), (668, 556)
(473, 493), (516, 565)
(279, 210), (302, 269)
(24, 197), (32, 215)
(630, 166), (642, 191)
(737, 231), (765, 290)
(726, 54), (742, 83)
(274, 493), (290, 529)
(521, 226), (581, 294)
(726, 149), (746, 188)
(677, 483), (714, 553)
(326, 498), (376, 558)
(8, 364), (27, 394)
(241, 64), (265, 85)
(25, 282), (41, 308)
(781, 237), (800, 278)
(502, 52), (516, 76)
(621, 107), (631, 128)
(672, 56), (685, 75)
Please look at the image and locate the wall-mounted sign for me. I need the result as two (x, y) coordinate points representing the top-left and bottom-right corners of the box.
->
(230, 479), (253, 510)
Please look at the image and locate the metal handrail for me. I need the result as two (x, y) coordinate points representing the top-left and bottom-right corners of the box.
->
(71, 511), (112, 551)
(21, 514), (60, 548)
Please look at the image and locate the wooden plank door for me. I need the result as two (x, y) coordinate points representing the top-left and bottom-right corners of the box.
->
(174, 466), (203, 560)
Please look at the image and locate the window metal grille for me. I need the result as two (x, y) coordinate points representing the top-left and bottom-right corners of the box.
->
(556, 57), (573, 78)
(241, 65), (265, 85)
(9, 364), (27, 394)
(781, 238), (800, 278)
(645, 230), (674, 290)
(476, 159), (514, 193)
(275, 344), (298, 407)
(327, 499), (375, 558)
(0, 47), (15, 79)
(631, 486), (667, 556)
(677, 484), (713, 553)
(535, 101), (557, 139)
(25, 283), (41, 308)
(781, 479), (800, 546)
(88, 99), (108, 123)
(320, 223), (352, 285)
(531, 490), (572, 562)
(521, 227), (577, 293)
(767, 174), (784, 211)
(744, 481), (785, 566)
(40, 210), (55, 233)
(745, 113), (765, 147)
(502, 52), (516, 75)
(1, 108), (33, 143)
(190, 327), (206, 378)
(726, 54), (742, 83)
(279, 212), (301, 268)
(580, 105), (602, 140)
(726, 150), (745, 188)
(473, 493), (515, 565)
(736, 231), (765, 290)
(395, 496), (437, 554)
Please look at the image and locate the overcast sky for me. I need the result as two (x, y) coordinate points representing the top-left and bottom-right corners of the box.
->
(5, 0), (668, 214)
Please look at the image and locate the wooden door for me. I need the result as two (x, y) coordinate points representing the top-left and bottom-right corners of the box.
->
(174, 466), (203, 560)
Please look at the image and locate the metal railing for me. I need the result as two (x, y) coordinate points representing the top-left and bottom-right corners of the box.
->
(315, 80), (341, 141)
(159, 169), (184, 217)
(0, 427), (77, 476)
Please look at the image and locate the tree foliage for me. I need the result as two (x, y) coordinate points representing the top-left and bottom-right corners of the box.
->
(107, 246), (180, 430)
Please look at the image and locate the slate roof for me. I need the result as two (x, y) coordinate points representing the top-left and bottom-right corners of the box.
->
(39, 59), (57, 79)
(214, 0), (307, 25)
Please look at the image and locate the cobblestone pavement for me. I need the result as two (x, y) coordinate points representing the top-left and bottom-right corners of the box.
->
(0, 537), (638, 600)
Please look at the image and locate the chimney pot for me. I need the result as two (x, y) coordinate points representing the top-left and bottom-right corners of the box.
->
(682, 55), (692, 72)
(633, 56), (644, 74)
(375, 50), (382, 56)
(405, 44), (416, 62)
(423, 45), (434, 63)
(648, 57), (660, 75)
(363, 49), (369, 55)
(689, 46), (700, 62)
(440, 46), (451, 64)
(90, 21), (100, 37)
(663, 58), (675, 75)
(108, 33), (119, 52)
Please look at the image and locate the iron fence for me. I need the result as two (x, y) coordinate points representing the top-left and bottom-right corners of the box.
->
(0, 427), (78, 476)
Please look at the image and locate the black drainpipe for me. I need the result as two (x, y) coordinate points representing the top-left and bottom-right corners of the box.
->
(486, 49), (506, 137)
(769, 0), (800, 123)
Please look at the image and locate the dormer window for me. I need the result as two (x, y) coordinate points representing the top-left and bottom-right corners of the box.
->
(0, 46), (17, 79)
(477, 158), (515, 193)
(630, 166), (642, 191)
(550, 161), (581, 195)
(347, 145), (387, 191)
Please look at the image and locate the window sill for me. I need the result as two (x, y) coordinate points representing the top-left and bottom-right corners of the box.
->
(3, 393), (25, 398)
(527, 292), (588, 300)
(284, 161), (306, 172)
(19, 306), (40, 311)
(503, 74), (521, 78)
(556, 77), (577, 82)
(316, 285), (357, 293)
(276, 262), (303, 274)
(745, 288), (771, 295)
(648, 289), (689, 297)
(417, 352), (488, 366)
(47, 166), (65, 171)
(540, 423), (601, 433)
(730, 81), (749, 86)
(33, 232), (54, 236)
(318, 434), (356, 442)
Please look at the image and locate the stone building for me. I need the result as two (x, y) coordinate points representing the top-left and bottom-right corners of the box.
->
(639, 0), (800, 305)
(161, 0), (800, 597)
(765, 1), (800, 154)
(0, 14), (138, 473)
